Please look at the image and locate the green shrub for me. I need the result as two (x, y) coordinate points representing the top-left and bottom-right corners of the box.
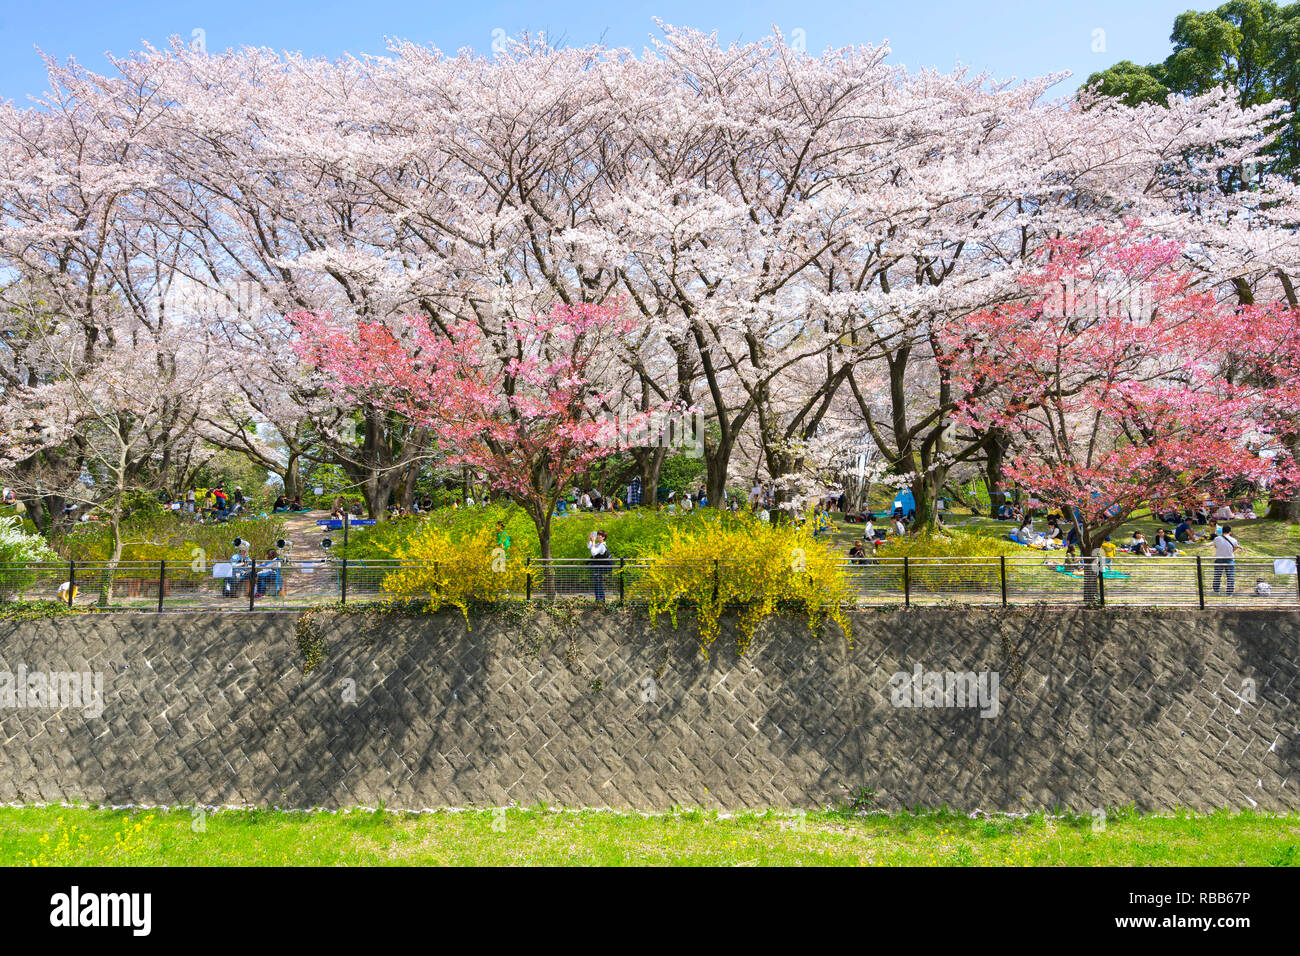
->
(0, 515), (60, 601)
(52, 514), (287, 563)
(872, 530), (1021, 592)
(335, 503), (757, 562)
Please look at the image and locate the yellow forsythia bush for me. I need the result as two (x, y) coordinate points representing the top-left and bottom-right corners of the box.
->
(633, 515), (852, 657)
(379, 523), (525, 626)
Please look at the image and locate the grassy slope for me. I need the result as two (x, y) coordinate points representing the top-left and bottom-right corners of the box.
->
(2, 805), (1296, 866)
(829, 512), (1300, 558)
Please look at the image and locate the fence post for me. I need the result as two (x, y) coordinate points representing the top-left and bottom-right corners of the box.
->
(249, 557), (257, 611)
(903, 556), (911, 608)
(1294, 555), (1299, 606)
(999, 555), (1007, 607)
(1096, 556), (1106, 608)
(340, 557), (348, 606)
(1196, 556), (1205, 609)
(157, 560), (166, 613)
(712, 558), (719, 603)
(619, 557), (625, 602)
(67, 559), (75, 608)
(525, 557), (532, 601)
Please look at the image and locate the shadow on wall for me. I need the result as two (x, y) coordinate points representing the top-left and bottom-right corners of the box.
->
(0, 607), (1295, 812)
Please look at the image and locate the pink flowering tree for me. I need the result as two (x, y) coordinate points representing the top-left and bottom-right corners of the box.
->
(1219, 301), (1300, 522)
(943, 225), (1279, 557)
(292, 302), (637, 563)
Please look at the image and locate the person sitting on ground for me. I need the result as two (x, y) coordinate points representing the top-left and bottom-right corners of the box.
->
(862, 517), (880, 542)
(1015, 518), (1034, 544)
(1173, 516), (1198, 543)
(1044, 519), (1063, 542)
(1065, 525), (1081, 550)
(891, 513), (907, 537)
(273, 494), (288, 513)
(1129, 530), (1152, 556)
(847, 541), (868, 564)
(1214, 503), (1233, 521)
(1062, 544), (1082, 572)
(290, 494), (303, 511)
(224, 541), (252, 597)
(254, 548), (282, 598)
(1194, 506), (1209, 525)
(1153, 529), (1178, 556)
(1254, 577), (1272, 597)
(810, 504), (832, 537)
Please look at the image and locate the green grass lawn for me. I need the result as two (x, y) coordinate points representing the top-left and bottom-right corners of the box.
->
(2, 805), (1296, 866)
(830, 512), (1300, 558)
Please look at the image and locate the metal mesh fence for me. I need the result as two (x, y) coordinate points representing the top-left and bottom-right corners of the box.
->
(0, 554), (1295, 612)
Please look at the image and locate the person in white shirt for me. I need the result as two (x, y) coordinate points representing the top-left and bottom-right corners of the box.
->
(587, 530), (612, 602)
(1214, 504), (1233, 521)
(224, 542), (252, 597)
(580, 492), (593, 511)
(863, 518), (877, 542)
(1211, 525), (1240, 595)
(892, 516), (907, 537)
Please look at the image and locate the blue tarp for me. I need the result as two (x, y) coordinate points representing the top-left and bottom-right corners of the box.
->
(891, 489), (916, 514)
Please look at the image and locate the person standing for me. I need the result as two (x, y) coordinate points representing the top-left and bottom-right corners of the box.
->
(587, 530), (612, 602)
(1212, 525), (1241, 595)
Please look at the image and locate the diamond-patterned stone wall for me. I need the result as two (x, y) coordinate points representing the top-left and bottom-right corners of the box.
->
(0, 607), (1296, 810)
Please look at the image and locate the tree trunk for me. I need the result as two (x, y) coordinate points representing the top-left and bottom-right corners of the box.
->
(1265, 497), (1300, 523)
(702, 427), (737, 510)
(985, 428), (1011, 510)
(283, 454), (301, 501)
(97, 493), (124, 608)
(636, 446), (667, 511)
(1265, 434), (1300, 523)
(527, 505), (556, 596)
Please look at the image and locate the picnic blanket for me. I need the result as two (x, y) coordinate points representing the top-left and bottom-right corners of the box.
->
(1049, 565), (1131, 580)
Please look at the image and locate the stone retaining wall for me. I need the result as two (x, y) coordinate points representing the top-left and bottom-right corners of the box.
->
(1, 607), (1296, 811)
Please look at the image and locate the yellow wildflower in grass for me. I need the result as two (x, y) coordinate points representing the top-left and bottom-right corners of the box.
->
(24, 814), (91, 866)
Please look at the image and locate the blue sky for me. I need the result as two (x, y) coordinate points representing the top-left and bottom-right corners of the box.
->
(0, 0), (1196, 102)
